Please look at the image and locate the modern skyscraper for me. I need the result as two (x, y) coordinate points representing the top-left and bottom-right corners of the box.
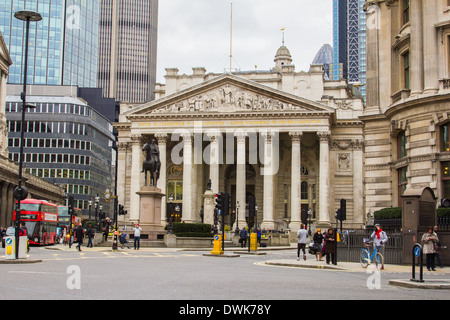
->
(98, 0), (158, 104)
(0, 0), (100, 87)
(332, 0), (366, 99)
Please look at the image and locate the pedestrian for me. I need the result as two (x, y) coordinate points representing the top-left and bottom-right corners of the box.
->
(297, 224), (309, 261)
(433, 226), (444, 268)
(239, 227), (248, 248)
(86, 225), (95, 248)
(257, 228), (262, 245)
(102, 217), (111, 241)
(75, 223), (84, 252)
(324, 228), (336, 265)
(370, 224), (388, 270)
(422, 226), (439, 271)
(133, 223), (142, 250)
(313, 228), (324, 261)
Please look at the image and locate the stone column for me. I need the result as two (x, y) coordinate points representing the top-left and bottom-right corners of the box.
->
(235, 130), (247, 228)
(116, 142), (128, 220)
(409, 0), (423, 96)
(129, 134), (142, 223)
(318, 131), (331, 228)
(0, 71), (8, 156)
(289, 131), (303, 231)
(423, 0), (439, 94)
(182, 133), (194, 223)
(0, 182), (9, 228)
(207, 131), (221, 194)
(156, 133), (168, 226)
(261, 131), (276, 230)
(352, 140), (365, 225)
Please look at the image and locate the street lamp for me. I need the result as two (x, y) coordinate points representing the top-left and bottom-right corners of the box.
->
(235, 201), (240, 235)
(13, 10), (42, 260)
(94, 194), (100, 231)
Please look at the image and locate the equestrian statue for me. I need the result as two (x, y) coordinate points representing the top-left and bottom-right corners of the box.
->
(142, 139), (161, 187)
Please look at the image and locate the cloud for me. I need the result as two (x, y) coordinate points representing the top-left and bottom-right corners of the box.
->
(157, 0), (333, 83)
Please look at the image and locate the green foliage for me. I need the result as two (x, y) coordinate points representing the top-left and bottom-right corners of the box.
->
(437, 208), (450, 218)
(172, 223), (212, 237)
(374, 207), (402, 220)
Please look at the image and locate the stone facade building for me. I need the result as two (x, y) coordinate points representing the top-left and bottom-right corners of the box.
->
(116, 45), (365, 231)
(362, 0), (450, 213)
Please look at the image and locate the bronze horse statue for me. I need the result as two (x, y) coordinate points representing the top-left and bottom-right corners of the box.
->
(142, 139), (161, 187)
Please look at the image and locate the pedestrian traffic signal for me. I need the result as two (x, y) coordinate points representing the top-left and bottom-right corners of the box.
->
(118, 204), (127, 216)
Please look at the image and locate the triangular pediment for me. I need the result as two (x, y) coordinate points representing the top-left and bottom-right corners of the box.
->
(125, 74), (334, 118)
(0, 31), (13, 67)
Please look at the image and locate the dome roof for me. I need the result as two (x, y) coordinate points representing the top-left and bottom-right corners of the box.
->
(312, 44), (333, 65)
(275, 45), (292, 59)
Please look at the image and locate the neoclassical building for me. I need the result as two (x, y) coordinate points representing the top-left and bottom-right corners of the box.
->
(362, 0), (450, 213)
(116, 46), (366, 231)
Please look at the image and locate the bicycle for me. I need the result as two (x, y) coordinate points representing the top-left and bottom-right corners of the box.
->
(360, 239), (384, 270)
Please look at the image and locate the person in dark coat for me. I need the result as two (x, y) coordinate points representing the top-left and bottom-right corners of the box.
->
(75, 224), (85, 252)
(324, 228), (336, 265)
(86, 225), (95, 248)
(239, 227), (248, 248)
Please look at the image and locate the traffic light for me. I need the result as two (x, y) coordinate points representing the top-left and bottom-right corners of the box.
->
(215, 193), (223, 213)
(222, 193), (230, 216)
(336, 208), (342, 221)
(68, 196), (74, 216)
(118, 204), (128, 216)
(340, 199), (347, 221)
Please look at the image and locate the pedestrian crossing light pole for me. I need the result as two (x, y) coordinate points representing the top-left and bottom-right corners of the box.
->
(13, 10), (42, 260)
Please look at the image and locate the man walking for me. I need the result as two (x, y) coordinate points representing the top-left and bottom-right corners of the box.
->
(297, 224), (309, 261)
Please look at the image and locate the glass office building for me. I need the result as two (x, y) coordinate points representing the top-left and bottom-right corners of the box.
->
(332, 0), (366, 100)
(5, 85), (116, 216)
(0, 0), (99, 87)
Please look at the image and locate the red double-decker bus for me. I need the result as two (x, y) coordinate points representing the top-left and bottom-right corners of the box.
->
(13, 199), (59, 246)
(58, 206), (82, 229)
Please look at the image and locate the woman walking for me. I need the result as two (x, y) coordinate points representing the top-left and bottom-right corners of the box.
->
(313, 228), (324, 261)
(422, 226), (439, 271)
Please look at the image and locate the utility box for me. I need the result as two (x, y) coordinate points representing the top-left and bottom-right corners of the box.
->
(402, 187), (437, 264)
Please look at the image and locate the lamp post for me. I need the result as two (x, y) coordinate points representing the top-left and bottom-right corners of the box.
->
(94, 194), (100, 231)
(13, 10), (42, 260)
(88, 198), (92, 224)
(235, 201), (240, 235)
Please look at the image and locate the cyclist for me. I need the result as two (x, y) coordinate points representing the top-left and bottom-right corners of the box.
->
(370, 224), (388, 270)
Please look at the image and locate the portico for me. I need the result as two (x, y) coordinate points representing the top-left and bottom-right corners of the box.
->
(116, 73), (365, 231)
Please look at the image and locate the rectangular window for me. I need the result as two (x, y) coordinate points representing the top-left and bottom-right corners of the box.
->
(403, 52), (410, 89)
(442, 124), (450, 152)
(442, 162), (450, 199)
(398, 166), (408, 204)
(403, 0), (410, 24)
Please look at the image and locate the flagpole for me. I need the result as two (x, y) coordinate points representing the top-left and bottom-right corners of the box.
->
(230, 3), (233, 73)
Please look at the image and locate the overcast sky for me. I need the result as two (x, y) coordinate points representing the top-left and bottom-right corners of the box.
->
(156, 0), (333, 83)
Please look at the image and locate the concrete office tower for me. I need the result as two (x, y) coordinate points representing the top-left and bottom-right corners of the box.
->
(98, 0), (158, 103)
(0, 0), (100, 87)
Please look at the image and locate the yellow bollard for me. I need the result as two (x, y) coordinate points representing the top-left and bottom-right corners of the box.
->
(210, 235), (224, 255)
(250, 233), (258, 251)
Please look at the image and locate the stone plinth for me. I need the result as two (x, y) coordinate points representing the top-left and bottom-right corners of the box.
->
(137, 186), (166, 240)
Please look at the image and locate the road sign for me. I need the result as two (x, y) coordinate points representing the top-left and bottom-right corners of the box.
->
(414, 246), (421, 257)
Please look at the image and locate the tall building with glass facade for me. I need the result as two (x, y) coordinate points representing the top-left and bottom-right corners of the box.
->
(0, 0), (99, 87)
(98, 0), (158, 103)
(332, 0), (366, 100)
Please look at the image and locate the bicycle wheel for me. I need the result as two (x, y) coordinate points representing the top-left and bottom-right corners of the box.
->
(360, 249), (369, 268)
(374, 252), (384, 270)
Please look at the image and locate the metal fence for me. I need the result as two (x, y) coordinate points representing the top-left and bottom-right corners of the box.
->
(337, 230), (403, 265)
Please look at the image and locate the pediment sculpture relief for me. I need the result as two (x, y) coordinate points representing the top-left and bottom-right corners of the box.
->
(151, 84), (307, 114)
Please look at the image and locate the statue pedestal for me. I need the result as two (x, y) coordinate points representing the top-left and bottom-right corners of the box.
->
(137, 186), (166, 240)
